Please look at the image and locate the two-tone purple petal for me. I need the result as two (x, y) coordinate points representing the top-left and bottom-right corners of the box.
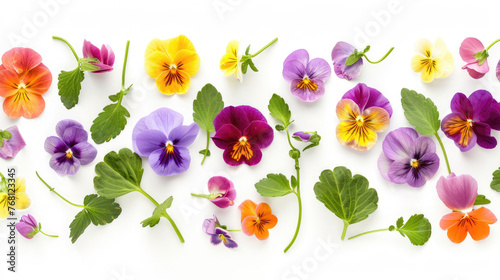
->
(210, 228), (238, 248)
(437, 173), (477, 211)
(0, 126), (26, 159)
(331, 41), (363, 80)
(83, 39), (115, 73)
(342, 83), (393, 116)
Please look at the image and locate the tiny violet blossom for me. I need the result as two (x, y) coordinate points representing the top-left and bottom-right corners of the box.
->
(239, 200), (277, 240)
(292, 131), (312, 142)
(459, 37), (500, 79)
(44, 120), (97, 175)
(191, 176), (236, 208)
(411, 38), (454, 83)
(16, 214), (58, 239)
(0, 126), (26, 159)
(437, 173), (497, 243)
(378, 127), (439, 188)
(292, 131), (321, 151)
(0, 177), (30, 219)
(282, 49), (331, 102)
(202, 215), (238, 248)
(82, 39), (115, 73)
(132, 107), (199, 176)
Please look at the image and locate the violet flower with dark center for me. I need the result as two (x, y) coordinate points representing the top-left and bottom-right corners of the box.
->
(332, 41), (363, 80)
(44, 120), (97, 175)
(82, 39), (115, 73)
(191, 176), (236, 208)
(0, 126), (26, 159)
(202, 215), (237, 248)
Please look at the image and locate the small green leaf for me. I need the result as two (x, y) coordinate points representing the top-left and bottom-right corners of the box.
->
(268, 94), (292, 127)
(199, 149), (211, 156)
(94, 148), (144, 199)
(57, 67), (85, 109)
(0, 130), (12, 140)
(401, 88), (440, 136)
(141, 196), (173, 228)
(363, 45), (371, 53)
(275, 124), (285, 131)
(291, 175), (297, 190)
(241, 60), (249, 74)
(255, 173), (294, 197)
(345, 53), (363, 66)
(244, 45), (251, 55)
(396, 217), (404, 229)
(490, 168), (500, 192)
(193, 84), (224, 132)
(396, 214), (432, 246)
(474, 194), (491, 206)
(248, 59), (258, 72)
(79, 61), (101, 72)
(69, 210), (91, 243)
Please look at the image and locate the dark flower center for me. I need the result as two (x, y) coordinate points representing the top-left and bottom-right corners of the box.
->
(158, 141), (183, 167)
(297, 77), (318, 91)
(231, 136), (253, 161)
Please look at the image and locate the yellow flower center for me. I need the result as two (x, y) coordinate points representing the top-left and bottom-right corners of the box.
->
(231, 136), (253, 161)
(296, 77), (318, 91)
(410, 159), (419, 169)
(165, 141), (174, 154)
(355, 115), (364, 125)
(66, 149), (73, 159)
(170, 64), (177, 70)
(467, 119), (473, 127)
(219, 234), (227, 243)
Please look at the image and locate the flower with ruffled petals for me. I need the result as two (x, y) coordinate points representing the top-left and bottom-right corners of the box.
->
(220, 40), (242, 81)
(239, 199), (277, 240)
(332, 42), (363, 80)
(282, 49), (331, 102)
(212, 106), (273, 166)
(0, 176), (30, 219)
(441, 90), (498, 151)
(411, 38), (453, 83)
(0, 126), (26, 159)
(336, 83), (392, 151)
(82, 39), (115, 73)
(144, 35), (200, 95)
(192, 176), (236, 208)
(437, 173), (497, 243)
(44, 120), (97, 175)
(133, 108), (199, 176)
(0, 47), (52, 118)
(378, 127), (439, 187)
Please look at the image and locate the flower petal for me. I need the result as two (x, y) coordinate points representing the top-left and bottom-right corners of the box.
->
(0, 69), (21, 98)
(222, 144), (262, 166)
(342, 83), (392, 116)
(469, 207), (497, 224)
(156, 69), (192, 95)
(61, 126), (88, 147)
(244, 121), (274, 149)
(239, 200), (257, 222)
(71, 142), (97, 165)
(148, 146), (190, 176)
(212, 124), (241, 149)
(22, 64), (52, 96)
(3, 91), (45, 119)
(405, 153), (439, 188)
(334, 56), (362, 80)
(283, 60), (307, 83)
(16, 221), (35, 239)
(336, 99), (360, 121)
(174, 49), (200, 77)
(167, 35), (196, 57)
(290, 78), (325, 102)
(82, 40), (101, 60)
(133, 108), (184, 150)
(437, 173), (477, 211)
(387, 158), (411, 184)
(468, 90), (493, 122)
(331, 41), (355, 62)
(306, 58), (331, 81)
(241, 216), (257, 236)
(283, 49), (309, 68)
(382, 127), (417, 161)
(441, 112), (477, 152)
(144, 38), (169, 58)
(44, 136), (68, 155)
(362, 106), (390, 133)
(208, 176), (232, 194)
(410, 136), (437, 157)
(473, 121), (497, 149)
(49, 153), (81, 175)
(168, 123), (199, 147)
(414, 39), (433, 57)
(145, 51), (172, 79)
(0, 126), (26, 159)
(56, 119), (84, 138)
(13, 192), (30, 209)
(439, 212), (466, 242)
(213, 106), (249, 132)
(210, 233), (223, 245)
(2, 47), (42, 75)
(239, 105), (268, 124)
(459, 37), (484, 63)
(377, 153), (393, 182)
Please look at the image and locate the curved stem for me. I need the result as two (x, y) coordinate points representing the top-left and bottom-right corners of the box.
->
(251, 37), (278, 58)
(486, 39), (500, 51)
(284, 127), (302, 253)
(161, 212), (185, 243)
(201, 130), (210, 165)
(121, 40), (130, 89)
(137, 188), (160, 206)
(52, 36), (79, 62)
(39, 230), (58, 238)
(36, 172), (84, 208)
(341, 220), (349, 240)
(434, 132), (451, 175)
(363, 47), (394, 64)
(348, 228), (389, 240)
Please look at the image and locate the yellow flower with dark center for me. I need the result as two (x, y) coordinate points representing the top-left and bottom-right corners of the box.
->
(411, 38), (454, 83)
(0, 178), (30, 219)
(220, 40), (242, 81)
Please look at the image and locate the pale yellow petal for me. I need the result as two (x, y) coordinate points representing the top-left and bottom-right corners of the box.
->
(336, 121), (378, 151)
(145, 38), (169, 58)
(420, 63), (435, 83)
(220, 53), (238, 76)
(226, 40), (239, 57)
(15, 178), (26, 193)
(145, 51), (172, 79)
(432, 37), (448, 59)
(14, 192), (30, 210)
(414, 38), (433, 57)
(0, 194), (9, 219)
(167, 35), (196, 57)
(432, 57), (444, 79)
(411, 55), (427, 73)
(439, 51), (454, 78)
(174, 49), (200, 77)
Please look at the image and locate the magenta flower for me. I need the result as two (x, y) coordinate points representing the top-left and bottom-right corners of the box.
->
(0, 126), (26, 159)
(212, 106), (273, 166)
(497, 60), (500, 82)
(192, 176), (236, 208)
(331, 42), (363, 80)
(437, 173), (478, 211)
(441, 90), (498, 151)
(16, 214), (58, 239)
(378, 127), (439, 188)
(282, 49), (331, 102)
(44, 120), (97, 175)
(459, 37), (492, 79)
(82, 39), (115, 73)
(202, 215), (238, 248)
(132, 108), (199, 176)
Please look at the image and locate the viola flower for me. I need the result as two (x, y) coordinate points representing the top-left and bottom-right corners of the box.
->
(202, 215), (238, 248)
(0, 126), (26, 159)
(411, 38), (454, 83)
(437, 173), (497, 243)
(292, 131), (312, 142)
(212, 106), (273, 166)
(82, 39), (115, 73)
(191, 176), (236, 208)
(336, 83), (392, 151)
(458, 37), (500, 79)
(44, 120), (97, 175)
(132, 107), (199, 176)
(378, 127), (439, 187)
(220, 40), (242, 81)
(239, 199), (277, 240)
(282, 49), (331, 102)
(0, 177), (30, 219)
(441, 90), (497, 151)
(0, 47), (52, 118)
(202, 215), (220, 235)
(331, 42), (363, 80)
(144, 35), (200, 95)
(15, 214), (58, 239)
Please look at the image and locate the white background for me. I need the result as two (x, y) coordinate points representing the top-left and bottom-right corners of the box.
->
(1, 0), (500, 279)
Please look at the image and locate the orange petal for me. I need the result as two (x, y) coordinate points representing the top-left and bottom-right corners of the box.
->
(440, 212), (464, 230)
(174, 50), (200, 77)
(3, 91), (45, 118)
(241, 216), (257, 236)
(469, 207), (497, 224)
(155, 69), (191, 95)
(23, 64), (52, 95)
(468, 220), (491, 241)
(255, 202), (273, 217)
(167, 35), (196, 57)
(2, 48), (42, 76)
(362, 107), (390, 133)
(145, 38), (169, 58)
(447, 222), (468, 243)
(336, 99), (361, 121)
(145, 51), (172, 79)
(254, 225), (270, 240)
(239, 199), (257, 222)
(260, 213), (278, 230)
(0, 69), (20, 98)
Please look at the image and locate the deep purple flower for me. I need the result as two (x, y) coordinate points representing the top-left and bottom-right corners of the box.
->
(292, 131), (311, 142)
(44, 120), (97, 175)
(378, 127), (439, 187)
(82, 39), (115, 73)
(0, 126), (26, 159)
(132, 108), (199, 176)
(441, 90), (498, 151)
(331, 41), (363, 80)
(192, 176), (236, 208)
(210, 228), (238, 248)
(282, 49), (331, 102)
(212, 106), (273, 166)
(16, 214), (38, 239)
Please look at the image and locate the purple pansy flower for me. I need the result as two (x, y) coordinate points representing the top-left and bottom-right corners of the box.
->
(192, 176), (236, 208)
(44, 120), (97, 175)
(132, 108), (199, 176)
(82, 39), (115, 73)
(331, 41), (363, 80)
(441, 90), (498, 151)
(16, 214), (38, 239)
(202, 215), (238, 248)
(341, 83), (393, 116)
(378, 127), (440, 188)
(0, 126), (26, 159)
(212, 106), (273, 166)
(282, 49), (331, 102)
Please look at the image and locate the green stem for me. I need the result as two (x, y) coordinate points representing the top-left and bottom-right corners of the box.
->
(36, 172), (84, 208)
(363, 47), (394, 64)
(201, 130), (210, 165)
(190, 193), (210, 199)
(251, 37), (278, 58)
(39, 230), (58, 238)
(434, 132), (451, 175)
(485, 39), (500, 51)
(227, 229), (241, 232)
(137, 188), (160, 206)
(341, 220), (349, 240)
(52, 36), (79, 62)
(121, 40), (130, 89)
(348, 228), (390, 240)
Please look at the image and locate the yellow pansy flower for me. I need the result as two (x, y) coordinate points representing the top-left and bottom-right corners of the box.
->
(0, 177), (31, 219)
(220, 40), (242, 81)
(411, 37), (454, 83)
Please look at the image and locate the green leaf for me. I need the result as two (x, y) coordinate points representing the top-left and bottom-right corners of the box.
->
(396, 217), (404, 228)
(94, 148), (144, 199)
(141, 196), (173, 228)
(314, 166), (378, 226)
(192, 84), (224, 132)
(268, 94), (292, 127)
(79, 61), (101, 72)
(401, 88), (440, 136)
(396, 214), (432, 246)
(248, 59), (258, 72)
(291, 175), (298, 190)
(0, 130), (12, 140)
(69, 209), (91, 243)
(199, 149), (211, 156)
(490, 168), (500, 192)
(57, 67), (85, 109)
(241, 60), (249, 74)
(90, 86), (132, 144)
(255, 173), (294, 197)
(345, 53), (363, 66)
(474, 194), (491, 206)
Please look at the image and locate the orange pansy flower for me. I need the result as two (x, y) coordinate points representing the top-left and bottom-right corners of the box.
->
(239, 199), (277, 240)
(440, 207), (497, 243)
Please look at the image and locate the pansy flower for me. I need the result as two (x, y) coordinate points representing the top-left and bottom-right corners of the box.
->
(144, 35), (200, 95)
(220, 40), (242, 81)
(44, 120), (97, 175)
(441, 90), (498, 151)
(0, 126), (26, 159)
(0, 48), (52, 118)
(239, 199), (277, 240)
(0, 176), (30, 219)
(15, 214), (58, 239)
(411, 38), (454, 83)
(336, 83), (392, 151)
(212, 105), (273, 166)
(282, 49), (331, 102)
(133, 107), (199, 176)
(378, 127), (439, 188)
(191, 176), (236, 208)
(331, 42), (363, 80)
(437, 173), (497, 243)
(82, 39), (115, 73)
(202, 215), (238, 248)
